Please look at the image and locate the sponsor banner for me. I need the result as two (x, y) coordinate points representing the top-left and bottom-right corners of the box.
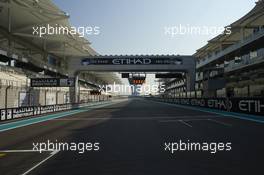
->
(167, 98), (264, 116)
(81, 57), (182, 65)
(231, 98), (264, 116)
(31, 78), (75, 87)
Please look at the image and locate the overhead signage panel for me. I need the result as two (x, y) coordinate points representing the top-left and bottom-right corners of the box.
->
(81, 57), (182, 65)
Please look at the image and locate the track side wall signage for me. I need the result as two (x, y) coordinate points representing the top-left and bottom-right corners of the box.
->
(153, 98), (264, 116)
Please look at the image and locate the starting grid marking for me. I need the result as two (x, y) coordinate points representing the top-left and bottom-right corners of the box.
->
(21, 150), (59, 175)
(0, 149), (59, 175)
(159, 118), (232, 127)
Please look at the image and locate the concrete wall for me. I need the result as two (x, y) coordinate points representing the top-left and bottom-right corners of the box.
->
(0, 86), (71, 108)
(0, 87), (23, 108)
(0, 85), (104, 109)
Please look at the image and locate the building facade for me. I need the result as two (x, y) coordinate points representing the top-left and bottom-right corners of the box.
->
(164, 0), (264, 98)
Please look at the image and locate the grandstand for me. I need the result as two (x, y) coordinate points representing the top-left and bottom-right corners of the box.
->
(164, 0), (264, 98)
(0, 0), (120, 108)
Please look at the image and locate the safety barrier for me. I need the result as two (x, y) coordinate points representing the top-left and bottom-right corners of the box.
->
(147, 97), (264, 116)
(0, 100), (111, 121)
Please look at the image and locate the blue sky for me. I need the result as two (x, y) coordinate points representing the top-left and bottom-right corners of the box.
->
(53, 0), (256, 55)
(53, 0), (256, 93)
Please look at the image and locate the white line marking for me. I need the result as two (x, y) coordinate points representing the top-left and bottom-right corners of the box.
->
(160, 118), (210, 122)
(0, 150), (52, 153)
(21, 150), (59, 175)
(207, 119), (232, 127)
(179, 120), (193, 127)
(159, 119), (193, 127)
(159, 120), (179, 123)
(159, 118), (232, 128)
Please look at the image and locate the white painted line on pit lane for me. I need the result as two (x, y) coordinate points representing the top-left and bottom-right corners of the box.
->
(21, 150), (59, 175)
(160, 118), (212, 122)
(159, 118), (232, 127)
(179, 120), (193, 127)
(159, 119), (193, 128)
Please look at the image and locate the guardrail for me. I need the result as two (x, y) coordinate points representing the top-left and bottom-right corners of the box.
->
(0, 99), (111, 122)
(146, 97), (264, 116)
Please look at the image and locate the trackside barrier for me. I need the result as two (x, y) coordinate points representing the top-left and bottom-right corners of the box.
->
(146, 97), (264, 116)
(0, 100), (111, 122)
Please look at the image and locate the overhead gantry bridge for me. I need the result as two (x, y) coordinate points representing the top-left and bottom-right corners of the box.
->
(68, 55), (196, 103)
